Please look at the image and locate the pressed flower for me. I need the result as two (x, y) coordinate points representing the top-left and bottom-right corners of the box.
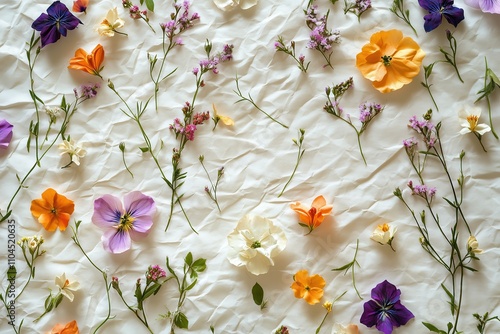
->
(72, 0), (88, 13)
(212, 103), (234, 126)
(92, 191), (156, 254)
(356, 29), (425, 93)
(290, 195), (333, 234)
(370, 223), (397, 251)
(68, 44), (105, 78)
(360, 280), (414, 334)
(58, 138), (87, 167)
(465, 0), (500, 13)
(458, 105), (491, 135)
(30, 188), (75, 231)
(55, 273), (80, 302)
(227, 214), (287, 275)
(290, 269), (325, 305)
(467, 235), (483, 254)
(333, 323), (360, 334)
(213, 0), (259, 11)
(418, 0), (465, 32)
(0, 119), (13, 149)
(97, 7), (126, 37)
(32, 1), (83, 48)
(50, 320), (79, 334)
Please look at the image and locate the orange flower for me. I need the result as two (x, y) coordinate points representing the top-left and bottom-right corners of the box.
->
(72, 0), (88, 13)
(290, 269), (326, 305)
(50, 320), (79, 334)
(30, 188), (75, 231)
(68, 44), (104, 78)
(290, 195), (333, 234)
(356, 29), (425, 93)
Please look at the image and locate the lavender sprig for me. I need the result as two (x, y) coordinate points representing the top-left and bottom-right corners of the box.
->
(122, 0), (156, 33)
(274, 36), (309, 73)
(343, 0), (372, 21)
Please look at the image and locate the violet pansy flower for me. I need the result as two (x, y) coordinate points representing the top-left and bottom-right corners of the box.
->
(360, 280), (414, 334)
(92, 192), (156, 254)
(32, 1), (83, 47)
(465, 0), (500, 13)
(0, 120), (13, 149)
(418, 0), (464, 32)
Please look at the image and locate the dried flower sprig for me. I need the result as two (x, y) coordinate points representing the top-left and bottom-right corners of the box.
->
(473, 311), (500, 334)
(395, 111), (483, 333)
(475, 57), (500, 139)
(324, 78), (383, 165)
(274, 36), (309, 73)
(343, 0), (372, 21)
(390, 0), (418, 36)
(71, 221), (113, 333)
(234, 74), (289, 128)
(160, 253), (206, 334)
(440, 30), (463, 83)
(199, 155), (223, 212)
(278, 129), (306, 197)
(332, 239), (362, 299)
(122, 0), (155, 32)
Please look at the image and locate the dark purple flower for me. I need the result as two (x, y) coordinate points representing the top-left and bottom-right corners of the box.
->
(0, 120), (13, 149)
(32, 1), (83, 47)
(92, 192), (156, 254)
(360, 280), (414, 334)
(418, 0), (464, 32)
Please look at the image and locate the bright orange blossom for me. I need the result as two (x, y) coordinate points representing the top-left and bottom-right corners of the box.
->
(290, 195), (333, 234)
(290, 269), (326, 305)
(30, 188), (75, 231)
(68, 44), (104, 78)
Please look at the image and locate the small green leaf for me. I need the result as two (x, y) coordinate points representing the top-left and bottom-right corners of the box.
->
(422, 322), (447, 333)
(252, 282), (264, 306)
(185, 252), (193, 266)
(139, 147), (149, 152)
(174, 312), (189, 329)
(145, 0), (154, 11)
(191, 258), (207, 273)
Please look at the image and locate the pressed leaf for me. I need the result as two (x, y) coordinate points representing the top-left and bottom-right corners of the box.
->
(174, 312), (189, 329)
(252, 282), (264, 306)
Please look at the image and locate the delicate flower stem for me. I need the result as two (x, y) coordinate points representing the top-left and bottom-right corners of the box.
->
(278, 129), (306, 197)
(390, 0), (418, 37)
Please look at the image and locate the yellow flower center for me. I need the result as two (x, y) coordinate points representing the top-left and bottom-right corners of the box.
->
(467, 115), (479, 131)
(251, 241), (261, 249)
(379, 223), (390, 232)
(381, 55), (392, 66)
(118, 213), (135, 232)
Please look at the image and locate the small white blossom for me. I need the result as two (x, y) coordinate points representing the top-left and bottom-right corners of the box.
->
(213, 0), (258, 11)
(467, 235), (483, 254)
(458, 105), (491, 135)
(97, 7), (125, 37)
(44, 105), (62, 123)
(370, 223), (397, 251)
(58, 138), (87, 166)
(55, 273), (80, 302)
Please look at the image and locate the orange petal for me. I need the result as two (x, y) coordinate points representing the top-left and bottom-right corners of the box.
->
(311, 195), (327, 209)
(304, 287), (324, 305)
(30, 198), (51, 218)
(290, 202), (312, 225)
(38, 213), (59, 232)
(91, 44), (105, 71)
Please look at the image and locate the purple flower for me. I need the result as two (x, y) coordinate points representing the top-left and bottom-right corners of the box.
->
(92, 192), (156, 254)
(31, 1), (83, 48)
(465, 0), (500, 13)
(146, 265), (166, 282)
(360, 280), (414, 334)
(0, 120), (13, 149)
(418, 0), (464, 32)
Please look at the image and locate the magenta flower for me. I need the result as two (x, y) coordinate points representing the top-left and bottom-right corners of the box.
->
(92, 192), (156, 254)
(32, 1), (83, 48)
(418, 0), (464, 32)
(0, 120), (13, 149)
(360, 280), (414, 334)
(465, 0), (500, 13)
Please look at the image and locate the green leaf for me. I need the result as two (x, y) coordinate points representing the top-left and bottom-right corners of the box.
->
(145, 0), (154, 11)
(174, 312), (189, 329)
(210, 325), (215, 333)
(252, 282), (264, 306)
(332, 262), (352, 271)
(185, 278), (197, 291)
(139, 146), (149, 152)
(185, 252), (193, 266)
(422, 322), (447, 333)
(191, 258), (207, 273)
(487, 68), (500, 86)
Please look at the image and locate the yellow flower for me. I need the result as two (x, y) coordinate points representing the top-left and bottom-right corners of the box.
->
(356, 29), (425, 93)
(290, 269), (325, 305)
(323, 301), (333, 313)
(97, 7), (125, 37)
(55, 273), (80, 302)
(290, 195), (333, 234)
(213, 103), (234, 126)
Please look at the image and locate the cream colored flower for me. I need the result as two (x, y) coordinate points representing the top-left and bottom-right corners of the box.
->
(213, 103), (234, 126)
(467, 235), (483, 254)
(227, 214), (287, 275)
(44, 105), (61, 123)
(27, 235), (44, 250)
(370, 223), (396, 250)
(213, 0), (258, 11)
(458, 106), (491, 135)
(332, 323), (359, 334)
(58, 138), (86, 166)
(97, 7), (125, 37)
(55, 273), (80, 302)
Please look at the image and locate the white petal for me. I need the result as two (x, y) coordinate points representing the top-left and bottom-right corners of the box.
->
(213, 0), (239, 11)
(240, 0), (259, 9)
(459, 128), (471, 135)
(475, 123), (491, 135)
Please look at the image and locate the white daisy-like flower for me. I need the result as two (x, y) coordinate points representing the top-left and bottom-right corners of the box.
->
(58, 138), (87, 166)
(55, 273), (80, 302)
(458, 105), (491, 135)
(227, 214), (287, 275)
(213, 0), (259, 12)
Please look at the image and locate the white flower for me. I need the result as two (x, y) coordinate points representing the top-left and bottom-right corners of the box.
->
(467, 235), (483, 254)
(370, 223), (397, 250)
(55, 273), (80, 302)
(332, 323), (359, 334)
(213, 0), (259, 12)
(58, 138), (87, 166)
(227, 214), (287, 275)
(27, 235), (44, 250)
(97, 7), (125, 37)
(44, 105), (62, 123)
(458, 105), (491, 135)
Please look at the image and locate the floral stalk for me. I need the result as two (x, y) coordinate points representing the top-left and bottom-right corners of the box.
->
(199, 155), (223, 212)
(440, 30), (463, 83)
(473, 312), (500, 334)
(274, 36), (309, 73)
(122, 0), (156, 33)
(390, 0), (418, 36)
(315, 291), (347, 334)
(119, 142), (134, 178)
(278, 129), (306, 197)
(421, 62), (440, 112)
(475, 57), (499, 139)
(343, 0), (372, 21)
(304, 6), (340, 69)
(331, 239), (362, 299)
(234, 74), (289, 128)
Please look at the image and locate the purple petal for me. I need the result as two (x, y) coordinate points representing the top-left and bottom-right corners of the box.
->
(443, 7), (465, 27)
(418, 0), (441, 11)
(124, 191), (155, 228)
(0, 120), (13, 149)
(478, 0), (500, 13)
(423, 12), (443, 32)
(360, 300), (381, 328)
(389, 301), (415, 327)
(376, 314), (395, 334)
(40, 25), (61, 47)
(92, 195), (123, 229)
(464, 0), (481, 8)
(371, 280), (401, 305)
(31, 13), (51, 32)
(102, 229), (131, 254)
